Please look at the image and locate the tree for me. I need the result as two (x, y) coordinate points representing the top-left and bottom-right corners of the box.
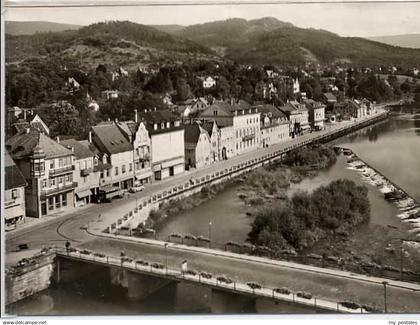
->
(39, 101), (80, 137)
(174, 78), (192, 102)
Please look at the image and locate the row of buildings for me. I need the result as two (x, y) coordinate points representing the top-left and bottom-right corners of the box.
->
(4, 97), (373, 228)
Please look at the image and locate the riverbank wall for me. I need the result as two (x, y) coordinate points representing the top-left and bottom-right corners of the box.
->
(109, 111), (389, 234)
(5, 253), (56, 306)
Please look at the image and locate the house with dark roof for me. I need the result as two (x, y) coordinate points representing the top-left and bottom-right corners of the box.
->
(136, 109), (185, 181)
(333, 99), (368, 120)
(279, 100), (310, 137)
(322, 92), (338, 105)
(61, 139), (102, 206)
(304, 99), (326, 130)
(6, 107), (50, 138)
(90, 121), (134, 194)
(4, 152), (27, 229)
(199, 100), (260, 156)
(184, 123), (211, 170)
(6, 130), (76, 218)
(256, 104), (290, 147)
(116, 111), (153, 185)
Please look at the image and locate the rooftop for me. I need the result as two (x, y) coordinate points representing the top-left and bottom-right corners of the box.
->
(61, 138), (95, 160)
(91, 123), (134, 155)
(5, 152), (27, 190)
(6, 130), (72, 160)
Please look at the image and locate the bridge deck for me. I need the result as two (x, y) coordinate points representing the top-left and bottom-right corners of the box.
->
(73, 236), (420, 313)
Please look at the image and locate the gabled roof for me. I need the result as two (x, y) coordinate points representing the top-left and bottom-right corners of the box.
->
(202, 121), (217, 137)
(255, 104), (287, 119)
(61, 139), (95, 160)
(6, 130), (72, 160)
(91, 123), (134, 155)
(137, 109), (180, 124)
(5, 152), (27, 190)
(184, 123), (208, 145)
(323, 92), (337, 101)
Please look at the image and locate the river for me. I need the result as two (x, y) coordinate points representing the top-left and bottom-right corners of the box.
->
(8, 112), (420, 316)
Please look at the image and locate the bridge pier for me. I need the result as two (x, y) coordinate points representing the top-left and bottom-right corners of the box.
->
(211, 289), (256, 313)
(110, 269), (175, 301)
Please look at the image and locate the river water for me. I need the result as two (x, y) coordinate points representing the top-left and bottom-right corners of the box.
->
(8, 112), (420, 316)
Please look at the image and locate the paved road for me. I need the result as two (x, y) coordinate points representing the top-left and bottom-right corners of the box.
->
(76, 236), (420, 313)
(5, 111), (385, 257)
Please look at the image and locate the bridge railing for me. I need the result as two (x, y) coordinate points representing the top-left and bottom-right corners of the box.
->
(53, 247), (379, 314)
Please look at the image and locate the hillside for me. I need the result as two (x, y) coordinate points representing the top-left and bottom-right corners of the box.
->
(176, 17), (294, 48)
(5, 21), (217, 69)
(5, 21), (81, 35)
(368, 34), (420, 49)
(176, 18), (420, 67)
(150, 24), (185, 34)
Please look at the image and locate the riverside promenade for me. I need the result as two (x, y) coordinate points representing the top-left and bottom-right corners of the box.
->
(6, 109), (388, 258)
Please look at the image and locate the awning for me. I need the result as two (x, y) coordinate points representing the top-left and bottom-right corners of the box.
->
(76, 189), (91, 199)
(301, 124), (311, 130)
(99, 185), (120, 194)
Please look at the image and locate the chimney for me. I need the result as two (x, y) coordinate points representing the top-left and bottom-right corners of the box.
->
(89, 131), (92, 143)
(134, 109), (138, 123)
(23, 109), (27, 120)
(56, 136), (60, 143)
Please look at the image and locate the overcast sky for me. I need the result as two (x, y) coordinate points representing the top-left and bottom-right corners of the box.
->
(4, 1), (420, 37)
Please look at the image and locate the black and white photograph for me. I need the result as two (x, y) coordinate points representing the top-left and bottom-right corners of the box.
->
(1, 0), (420, 322)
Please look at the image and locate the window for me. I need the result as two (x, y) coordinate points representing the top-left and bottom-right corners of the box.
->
(62, 194), (67, 207)
(59, 159), (63, 168)
(55, 195), (61, 209)
(129, 163), (133, 172)
(66, 175), (70, 182)
(106, 170), (110, 177)
(100, 171), (104, 179)
(48, 197), (54, 211)
(42, 180), (47, 188)
(115, 167), (119, 176)
(12, 189), (19, 199)
(50, 161), (54, 169)
(122, 165), (126, 174)
(59, 177), (63, 184)
(50, 179), (56, 187)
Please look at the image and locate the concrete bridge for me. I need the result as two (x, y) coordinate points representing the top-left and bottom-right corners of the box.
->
(53, 247), (367, 314)
(55, 232), (420, 314)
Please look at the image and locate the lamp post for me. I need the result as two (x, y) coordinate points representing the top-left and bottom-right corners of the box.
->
(164, 243), (168, 276)
(382, 281), (388, 313)
(208, 221), (212, 248)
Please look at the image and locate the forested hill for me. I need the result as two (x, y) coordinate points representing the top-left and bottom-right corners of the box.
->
(5, 21), (217, 69)
(5, 21), (81, 35)
(174, 18), (420, 67)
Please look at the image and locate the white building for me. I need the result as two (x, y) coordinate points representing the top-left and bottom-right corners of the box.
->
(4, 152), (27, 229)
(293, 78), (300, 94)
(199, 100), (260, 156)
(138, 109), (185, 181)
(184, 123), (212, 169)
(202, 76), (216, 89)
(256, 104), (290, 148)
(279, 100), (310, 137)
(304, 99), (326, 131)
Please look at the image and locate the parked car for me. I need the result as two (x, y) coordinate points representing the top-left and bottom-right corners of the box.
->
(129, 185), (144, 193)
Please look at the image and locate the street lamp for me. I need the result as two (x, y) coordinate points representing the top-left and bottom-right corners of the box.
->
(382, 281), (388, 313)
(208, 221), (212, 248)
(164, 243), (168, 275)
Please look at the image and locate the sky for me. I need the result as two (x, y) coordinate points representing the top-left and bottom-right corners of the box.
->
(4, 0), (420, 37)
